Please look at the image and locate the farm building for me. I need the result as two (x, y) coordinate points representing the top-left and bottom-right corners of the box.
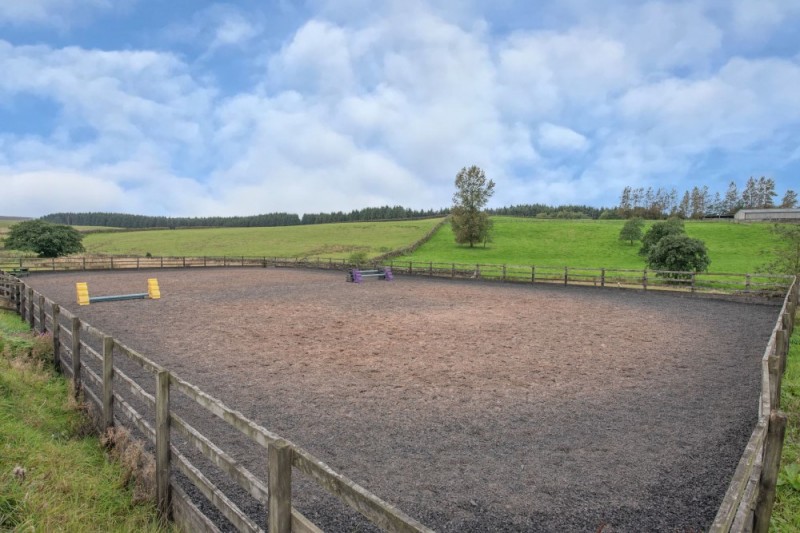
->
(734, 208), (800, 222)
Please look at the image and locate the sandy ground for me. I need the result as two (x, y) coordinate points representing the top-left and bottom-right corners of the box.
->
(25, 267), (780, 532)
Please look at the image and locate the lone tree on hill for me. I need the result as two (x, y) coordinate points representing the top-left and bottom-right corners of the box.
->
(646, 234), (710, 277)
(3, 220), (85, 258)
(451, 165), (495, 248)
(619, 217), (644, 245)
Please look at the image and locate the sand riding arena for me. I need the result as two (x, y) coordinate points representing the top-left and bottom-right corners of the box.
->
(25, 267), (780, 532)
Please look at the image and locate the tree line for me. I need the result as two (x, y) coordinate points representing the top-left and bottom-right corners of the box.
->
(616, 177), (797, 220)
(40, 206), (448, 229)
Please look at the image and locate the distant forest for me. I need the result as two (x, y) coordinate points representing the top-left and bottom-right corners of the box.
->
(41, 203), (607, 229)
(41, 206), (449, 229)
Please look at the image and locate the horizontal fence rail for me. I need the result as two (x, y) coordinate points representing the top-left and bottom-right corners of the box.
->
(1, 264), (797, 533)
(0, 253), (794, 298)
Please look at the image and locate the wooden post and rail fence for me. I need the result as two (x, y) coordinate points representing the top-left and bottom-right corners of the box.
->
(0, 254), (794, 297)
(0, 261), (797, 532)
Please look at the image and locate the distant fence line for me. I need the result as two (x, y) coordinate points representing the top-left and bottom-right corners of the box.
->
(0, 271), (433, 533)
(0, 254), (794, 297)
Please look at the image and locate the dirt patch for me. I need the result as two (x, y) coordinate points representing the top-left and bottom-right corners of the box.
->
(26, 268), (780, 532)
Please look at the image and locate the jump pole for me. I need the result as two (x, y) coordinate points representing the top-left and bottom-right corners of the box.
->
(77, 279), (161, 306)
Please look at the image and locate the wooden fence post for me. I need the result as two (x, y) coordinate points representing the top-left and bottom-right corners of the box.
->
(28, 289), (34, 329)
(642, 270), (648, 290)
(691, 272), (696, 293)
(71, 317), (81, 399)
(564, 266), (568, 286)
(780, 328), (789, 374)
(502, 265), (507, 282)
(268, 439), (292, 533)
(38, 295), (45, 333)
(52, 304), (61, 371)
(746, 273), (751, 292)
(531, 266), (535, 284)
(102, 336), (114, 429)
(601, 268), (606, 288)
(429, 261), (433, 276)
(451, 263), (455, 278)
(156, 370), (172, 520)
(769, 356), (781, 410)
(754, 410), (788, 533)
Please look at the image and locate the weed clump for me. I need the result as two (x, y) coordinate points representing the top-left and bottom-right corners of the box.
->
(101, 427), (156, 504)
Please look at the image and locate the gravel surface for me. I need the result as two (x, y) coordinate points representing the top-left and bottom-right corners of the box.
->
(26, 268), (781, 532)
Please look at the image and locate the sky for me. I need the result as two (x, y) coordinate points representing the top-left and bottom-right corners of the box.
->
(0, 0), (799, 217)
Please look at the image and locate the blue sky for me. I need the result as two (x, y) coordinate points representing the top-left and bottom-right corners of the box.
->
(1, 0), (799, 217)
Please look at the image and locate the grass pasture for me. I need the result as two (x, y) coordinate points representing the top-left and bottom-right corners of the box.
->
(81, 218), (444, 258)
(399, 217), (782, 273)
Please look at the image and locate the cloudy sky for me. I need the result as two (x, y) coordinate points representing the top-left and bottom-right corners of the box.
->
(1, 0), (798, 217)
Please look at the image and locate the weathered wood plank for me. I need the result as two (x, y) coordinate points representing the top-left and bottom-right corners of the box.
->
(83, 365), (103, 389)
(171, 375), (280, 449)
(114, 339), (165, 375)
(171, 446), (261, 533)
(84, 384), (102, 413)
(293, 446), (433, 533)
(710, 420), (768, 532)
(102, 336), (114, 429)
(115, 367), (155, 408)
(291, 510), (323, 533)
(754, 411), (788, 533)
(171, 413), (269, 502)
(113, 393), (156, 443)
(268, 440), (292, 533)
(79, 340), (102, 365)
(156, 370), (171, 519)
(172, 482), (222, 533)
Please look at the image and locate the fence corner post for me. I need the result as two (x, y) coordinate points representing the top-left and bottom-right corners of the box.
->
(102, 336), (114, 430)
(38, 295), (45, 332)
(268, 439), (292, 533)
(156, 370), (172, 520)
(753, 410), (788, 533)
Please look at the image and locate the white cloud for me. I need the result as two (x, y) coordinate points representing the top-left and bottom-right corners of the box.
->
(1, 0), (800, 217)
(538, 123), (589, 152)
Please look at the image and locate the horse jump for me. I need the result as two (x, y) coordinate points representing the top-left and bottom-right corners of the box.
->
(76, 278), (161, 305)
(348, 267), (393, 283)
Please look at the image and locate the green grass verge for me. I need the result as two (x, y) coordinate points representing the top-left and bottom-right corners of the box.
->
(773, 317), (800, 532)
(398, 217), (781, 273)
(82, 218), (444, 258)
(0, 312), (170, 532)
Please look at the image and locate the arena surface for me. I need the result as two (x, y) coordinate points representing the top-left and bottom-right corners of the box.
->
(26, 268), (781, 532)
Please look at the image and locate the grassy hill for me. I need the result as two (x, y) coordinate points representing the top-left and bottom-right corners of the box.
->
(397, 217), (781, 274)
(81, 219), (445, 258)
(4, 215), (784, 274)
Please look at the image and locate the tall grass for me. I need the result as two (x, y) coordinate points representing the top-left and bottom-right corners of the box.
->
(0, 312), (170, 532)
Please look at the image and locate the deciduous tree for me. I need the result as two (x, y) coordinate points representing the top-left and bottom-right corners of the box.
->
(619, 217), (644, 245)
(646, 234), (710, 276)
(451, 165), (495, 248)
(3, 220), (85, 258)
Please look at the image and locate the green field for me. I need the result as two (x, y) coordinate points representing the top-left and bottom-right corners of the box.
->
(81, 219), (444, 258)
(398, 217), (782, 273)
(2, 216), (786, 274)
